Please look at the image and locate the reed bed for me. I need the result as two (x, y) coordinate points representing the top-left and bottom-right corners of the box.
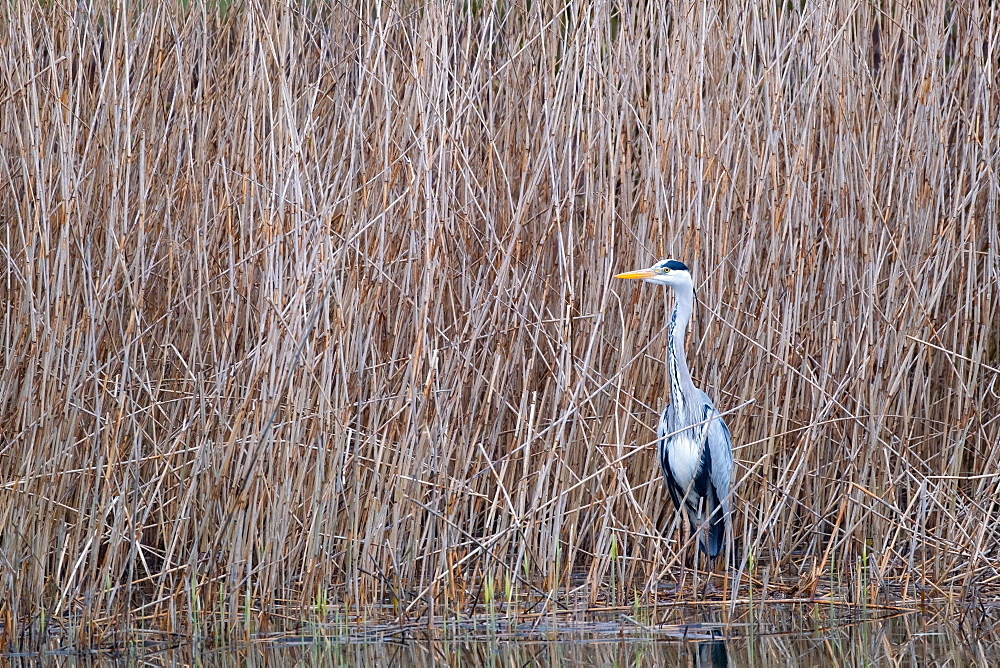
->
(1, 0), (998, 648)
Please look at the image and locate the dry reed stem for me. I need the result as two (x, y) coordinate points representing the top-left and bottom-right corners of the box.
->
(0, 0), (998, 644)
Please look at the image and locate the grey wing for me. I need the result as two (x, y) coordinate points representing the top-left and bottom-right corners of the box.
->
(656, 403), (676, 441)
(655, 407), (673, 480)
(699, 392), (734, 512)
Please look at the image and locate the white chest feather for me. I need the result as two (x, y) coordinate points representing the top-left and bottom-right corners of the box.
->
(667, 434), (703, 491)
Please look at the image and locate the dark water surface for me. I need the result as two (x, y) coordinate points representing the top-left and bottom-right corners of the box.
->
(244, 613), (992, 667)
(5, 606), (997, 665)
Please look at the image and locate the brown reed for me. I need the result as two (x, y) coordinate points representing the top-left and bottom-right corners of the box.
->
(0, 0), (998, 648)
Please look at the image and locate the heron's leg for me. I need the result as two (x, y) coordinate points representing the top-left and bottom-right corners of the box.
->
(676, 519), (688, 596)
(717, 535), (731, 597)
(695, 498), (723, 599)
(693, 498), (706, 597)
(703, 519), (730, 599)
(703, 554), (721, 598)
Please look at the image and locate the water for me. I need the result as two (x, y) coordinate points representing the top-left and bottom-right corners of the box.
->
(6, 606), (997, 666)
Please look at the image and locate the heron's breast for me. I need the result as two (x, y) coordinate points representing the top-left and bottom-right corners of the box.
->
(666, 434), (702, 491)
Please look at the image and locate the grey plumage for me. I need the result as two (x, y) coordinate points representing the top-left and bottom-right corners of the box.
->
(616, 259), (734, 557)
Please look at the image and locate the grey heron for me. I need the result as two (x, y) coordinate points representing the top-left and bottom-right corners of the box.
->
(616, 259), (733, 558)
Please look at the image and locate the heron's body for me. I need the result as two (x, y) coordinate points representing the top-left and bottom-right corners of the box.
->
(616, 259), (733, 557)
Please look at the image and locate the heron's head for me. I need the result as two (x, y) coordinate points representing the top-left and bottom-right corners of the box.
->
(615, 259), (692, 288)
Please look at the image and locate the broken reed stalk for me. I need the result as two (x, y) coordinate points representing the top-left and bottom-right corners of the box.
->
(0, 0), (998, 644)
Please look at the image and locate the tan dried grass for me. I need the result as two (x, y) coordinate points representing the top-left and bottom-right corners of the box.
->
(0, 0), (998, 644)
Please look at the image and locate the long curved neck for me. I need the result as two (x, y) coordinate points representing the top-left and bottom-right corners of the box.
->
(666, 284), (697, 412)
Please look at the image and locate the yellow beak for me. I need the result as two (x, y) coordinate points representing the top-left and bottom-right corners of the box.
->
(614, 268), (657, 280)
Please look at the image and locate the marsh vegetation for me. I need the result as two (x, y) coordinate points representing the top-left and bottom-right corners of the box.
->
(1, 0), (998, 651)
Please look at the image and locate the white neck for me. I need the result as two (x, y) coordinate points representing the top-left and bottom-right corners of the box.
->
(666, 283), (696, 410)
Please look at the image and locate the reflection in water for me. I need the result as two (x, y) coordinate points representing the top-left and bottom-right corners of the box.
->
(3, 610), (997, 665)
(696, 640), (729, 668)
(251, 613), (990, 667)
(160, 622), (989, 667)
